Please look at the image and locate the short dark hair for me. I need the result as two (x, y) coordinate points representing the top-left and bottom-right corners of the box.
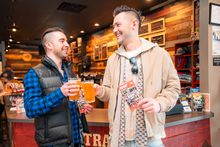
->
(0, 69), (14, 80)
(113, 5), (142, 31)
(41, 27), (65, 45)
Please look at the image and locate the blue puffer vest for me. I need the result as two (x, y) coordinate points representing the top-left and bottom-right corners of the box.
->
(33, 56), (75, 146)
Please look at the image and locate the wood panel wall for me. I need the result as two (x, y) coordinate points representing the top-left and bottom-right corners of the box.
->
(146, 0), (194, 47)
(85, 0), (194, 73)
(5, 0), (195, 77)
(85, 30), (115, 73)
(5, 49), (41, 78)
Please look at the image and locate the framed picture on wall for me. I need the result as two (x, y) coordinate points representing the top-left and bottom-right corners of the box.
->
(107, 44), (118, 57)
(101, 43), (108, 60)
(209, 3), (220, 26)
(139, 18), (165, 39)
(150, 18), (165, 33)
(150, 32), (165, 46)
(142, 36), (150, 41)
(140, 23), (149, 35)
(94, 45), (100, 61)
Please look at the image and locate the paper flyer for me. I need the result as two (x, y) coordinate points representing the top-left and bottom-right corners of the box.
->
(119, 80), (141, 110)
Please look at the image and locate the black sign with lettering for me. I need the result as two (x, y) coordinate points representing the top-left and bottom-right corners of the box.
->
(213, 57), (220, 66)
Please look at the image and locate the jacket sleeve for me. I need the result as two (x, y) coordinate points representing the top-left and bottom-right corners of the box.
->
(23, 69), (65, 118)
(96, 55), (114, 102)
(155, 50), (181, 112)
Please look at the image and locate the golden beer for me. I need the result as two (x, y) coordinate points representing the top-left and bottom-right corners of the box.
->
(81, 81), (95, 103)
(68, 78), (81, 101)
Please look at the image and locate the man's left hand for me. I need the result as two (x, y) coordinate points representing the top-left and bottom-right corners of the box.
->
(82, 104), (94, 114)
(137, 98), (160, 113)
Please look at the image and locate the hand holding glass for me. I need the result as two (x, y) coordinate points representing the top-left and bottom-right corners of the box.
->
(68, 78), (81, 101)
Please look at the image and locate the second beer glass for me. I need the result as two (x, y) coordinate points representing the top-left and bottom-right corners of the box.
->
(81, 80), (95, 103)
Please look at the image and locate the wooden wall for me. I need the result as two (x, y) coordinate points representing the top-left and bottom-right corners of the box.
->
(85, 0), (194, 73)
(5, 0), (195, 77)
(85, 30), (116, 73)
(147, 0), (194, 50)
(5, 49), (41, 78)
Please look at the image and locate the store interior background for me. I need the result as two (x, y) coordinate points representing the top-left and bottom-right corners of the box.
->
(0, 0), (220, 146)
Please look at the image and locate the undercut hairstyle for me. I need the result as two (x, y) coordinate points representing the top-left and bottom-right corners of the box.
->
(41, 27), (65, 46)
(113, 5), (142, 32)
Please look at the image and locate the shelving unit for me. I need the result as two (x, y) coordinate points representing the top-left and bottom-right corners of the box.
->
(174, 40), (200, 92)
(69, 41), (82, 74)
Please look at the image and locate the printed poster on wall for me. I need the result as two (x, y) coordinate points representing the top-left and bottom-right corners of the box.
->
(212, 26), (220, 66)
(209, 3), (220, 26)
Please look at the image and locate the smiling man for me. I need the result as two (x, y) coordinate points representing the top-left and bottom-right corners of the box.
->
(94, 5), (180, 147)
(23, 27), (93, 147)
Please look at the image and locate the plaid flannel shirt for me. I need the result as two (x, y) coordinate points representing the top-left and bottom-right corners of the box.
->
(23, 68), (80, 145)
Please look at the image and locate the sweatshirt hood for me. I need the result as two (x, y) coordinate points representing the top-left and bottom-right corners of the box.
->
(115, 37), (157, 58)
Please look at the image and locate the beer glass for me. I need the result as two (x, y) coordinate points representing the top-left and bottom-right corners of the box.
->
(81, 80), (95, 103)
(68, 78), (81, 101)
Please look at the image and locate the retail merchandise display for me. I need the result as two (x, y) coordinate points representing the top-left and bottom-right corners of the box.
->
(3, 80), (25, 113)
(4, 80), (24, 94)
(174, 40), (200, 93)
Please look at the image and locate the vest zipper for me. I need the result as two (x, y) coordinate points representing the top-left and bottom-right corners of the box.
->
(65, 99), (73, 144)
(45, 116), (48, 139)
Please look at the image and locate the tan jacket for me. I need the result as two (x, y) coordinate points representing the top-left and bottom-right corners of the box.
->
(97, 38), (180, 146)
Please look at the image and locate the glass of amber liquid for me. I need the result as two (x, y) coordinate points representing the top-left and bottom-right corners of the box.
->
(81, 80), (95, 103)
(68, 78), (81, 101)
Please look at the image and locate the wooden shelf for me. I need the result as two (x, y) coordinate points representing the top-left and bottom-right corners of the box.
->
(175, 40), (200, 91)
(14, 71), (28, 74)
(192, 81), (200, 85)
(174, 54), (191, 57)
(180, 81), (192, 84)
(177, 68), (191, 71)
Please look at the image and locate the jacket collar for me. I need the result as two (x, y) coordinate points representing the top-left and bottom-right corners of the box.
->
(41, 55), (73, 70)
(115, 37), (157, 57)
(41, 56), (74, 78)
